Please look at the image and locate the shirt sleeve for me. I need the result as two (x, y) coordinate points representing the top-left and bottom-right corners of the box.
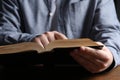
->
(0, 0), (37, 45)
(90, 0), (120, 68)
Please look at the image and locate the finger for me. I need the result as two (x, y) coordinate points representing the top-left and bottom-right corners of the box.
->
(78, 49), (107, 71)
(53, 31), (68, 40)
(38, 34), (50, 48)
(70, 50), (100, 73)
(32, 37), (44, 48)
(78, 46), (112, 71)
(71, 48), (100, 66)
(44, 32), (55, 42)
(95, 41), (104, 45)
(79, 46), (108, 62)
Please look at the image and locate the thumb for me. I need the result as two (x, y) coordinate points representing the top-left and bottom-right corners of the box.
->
(53, 31), (68, 40)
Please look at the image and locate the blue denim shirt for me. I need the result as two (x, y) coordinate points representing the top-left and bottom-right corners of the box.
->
(0, 0), (120, 67)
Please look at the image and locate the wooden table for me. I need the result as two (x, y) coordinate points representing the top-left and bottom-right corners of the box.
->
(0, 65), (120, 80)
(84, 66), (120, 80)
(48, 65), (120, 80)
(0, 51), (120, 80)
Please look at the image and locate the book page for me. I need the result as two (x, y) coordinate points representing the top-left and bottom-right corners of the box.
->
(45, 38), (103, 51)
(0, 38), (103, 55)
(0, 42), (44, 54)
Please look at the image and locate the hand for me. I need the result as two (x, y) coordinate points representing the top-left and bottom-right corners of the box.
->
(32, 31), (68, 48)
(70, 42), (113, 73)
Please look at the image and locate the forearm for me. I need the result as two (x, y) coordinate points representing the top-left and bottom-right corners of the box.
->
(0, 31), (38, 45)
(0, 0), (36, 45)
(90, 0), (120, 68)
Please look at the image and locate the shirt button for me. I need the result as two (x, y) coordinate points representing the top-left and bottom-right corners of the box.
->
(49, 12), (53, 16)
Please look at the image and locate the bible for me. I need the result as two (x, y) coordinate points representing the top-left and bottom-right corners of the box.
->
(0, 38), (103, 55)
(0, 38), (103, 65)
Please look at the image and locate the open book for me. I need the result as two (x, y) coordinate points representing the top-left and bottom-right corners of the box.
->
(0, 38), (103, 55)
(0, 38), (103, 65)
